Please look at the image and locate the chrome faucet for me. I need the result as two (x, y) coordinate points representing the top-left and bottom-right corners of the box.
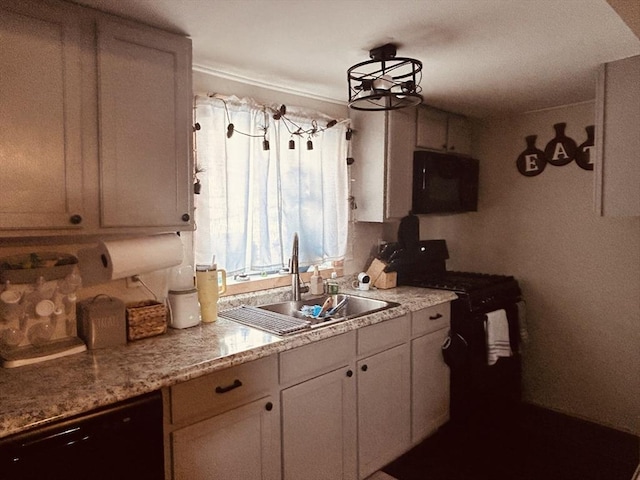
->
(291, 233), (309, 301)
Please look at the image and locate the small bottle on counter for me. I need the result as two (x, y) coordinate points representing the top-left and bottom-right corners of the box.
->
(309, 266), (323, 295)
(326, 271), (339, 295)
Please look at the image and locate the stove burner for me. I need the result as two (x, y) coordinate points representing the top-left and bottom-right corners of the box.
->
(404, 271), (516, 292)
(402, 271), (521, 313)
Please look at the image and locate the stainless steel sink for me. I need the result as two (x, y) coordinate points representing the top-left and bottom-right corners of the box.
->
(257, 294), (400, 328)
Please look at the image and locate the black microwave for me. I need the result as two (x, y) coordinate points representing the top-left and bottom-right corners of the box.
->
(412, 151), (479, 214)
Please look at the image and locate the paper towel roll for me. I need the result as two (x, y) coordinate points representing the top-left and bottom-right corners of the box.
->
(78, 234), (184, 285)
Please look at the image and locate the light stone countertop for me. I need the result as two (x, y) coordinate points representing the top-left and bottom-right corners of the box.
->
(0, 284), (456, 439)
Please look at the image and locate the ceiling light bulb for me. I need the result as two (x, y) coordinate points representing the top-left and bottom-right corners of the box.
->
(307, 139), (313, 150)
(372, 75), (394, 91)
(263, 139), (270, 151)
(289, 139), (295, 150)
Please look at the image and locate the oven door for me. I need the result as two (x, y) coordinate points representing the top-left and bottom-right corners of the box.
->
(448, 300), (522, 425)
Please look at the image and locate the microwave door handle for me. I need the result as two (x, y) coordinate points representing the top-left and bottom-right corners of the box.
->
(422, 166), (426, 190)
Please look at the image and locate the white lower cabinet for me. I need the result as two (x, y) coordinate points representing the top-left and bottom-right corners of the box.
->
(280, 332), (357, 480)
(172, 395), (280, 480)
(166, 355), (280, 480)
(411, 328), (450, 443)
(281, 366), (357, 480)
(356, 315), (412, 479)
(411, 303), (451, 444)
(357, 343), (411, 479)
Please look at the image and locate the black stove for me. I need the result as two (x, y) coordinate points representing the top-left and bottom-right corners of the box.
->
(382, 239), (521, 311)
(402, 271), (522, 313)
(381, 239), (523, 426)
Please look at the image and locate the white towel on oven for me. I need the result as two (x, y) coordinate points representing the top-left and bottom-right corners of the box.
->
(485, 309), (512, 365)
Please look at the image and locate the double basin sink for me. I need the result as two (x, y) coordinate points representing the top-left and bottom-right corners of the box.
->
(257, 294), (400, 328)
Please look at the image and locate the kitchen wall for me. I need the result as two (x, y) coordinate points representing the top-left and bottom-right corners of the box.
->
(419, 101), (639, 435)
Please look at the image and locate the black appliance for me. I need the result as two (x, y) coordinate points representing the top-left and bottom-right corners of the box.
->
(383, 239), (522, 426)
(0, 391), (164, 480)
(412, 151), (479, 214)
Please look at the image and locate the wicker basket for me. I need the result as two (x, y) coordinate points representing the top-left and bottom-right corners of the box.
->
(126, 300), (167, 341)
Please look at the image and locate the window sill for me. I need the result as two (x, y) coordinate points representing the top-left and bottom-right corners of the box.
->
(222, 266), (343, 297)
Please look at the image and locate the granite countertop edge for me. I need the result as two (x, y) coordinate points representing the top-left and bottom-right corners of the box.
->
(0, 285), (456, 439)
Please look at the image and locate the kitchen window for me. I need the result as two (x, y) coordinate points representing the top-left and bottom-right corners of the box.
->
(193, 95), (349, 282)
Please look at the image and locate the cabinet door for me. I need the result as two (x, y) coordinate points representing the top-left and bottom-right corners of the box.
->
(386, 108), (418, 219)
(595, 54), (640, 216)
(350, 109), (386, 222)
(412, 328), (450, 444)
(281, 366), (357, 480)
(357, 344), (411, 479)
(446, 114), (472, 156)
(97, 18), (193, 229)
(0, 2), (84, 231)
(416, 107), (448, 151)
(172, 395), (280, 480)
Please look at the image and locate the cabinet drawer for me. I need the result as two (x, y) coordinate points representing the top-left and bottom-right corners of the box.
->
(279, 331), (356, 386)
(357, 315), (410, 357)
(411, 303), (450, 337)
(170, 355), (278, 425)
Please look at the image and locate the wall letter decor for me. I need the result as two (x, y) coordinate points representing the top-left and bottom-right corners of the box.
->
(545, 122), (577, 166)
(516, 135), (547, 176)
(574, 125), (595, 171)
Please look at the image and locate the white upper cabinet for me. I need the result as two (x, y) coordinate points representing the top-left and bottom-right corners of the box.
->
(0, 1), (84, 231)
(350, 105), (472, 223)
(0, 0), (193, 236)
(416, 106), (472, 156)
(595, 54), (640, 217)
(350, 108), (416, 222)
(97, 19), (192, 228)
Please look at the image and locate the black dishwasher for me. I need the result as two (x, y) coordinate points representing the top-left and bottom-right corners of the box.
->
(0, 391), (164, 480)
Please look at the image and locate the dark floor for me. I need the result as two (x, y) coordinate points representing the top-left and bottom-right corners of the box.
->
(383, 404), (639, 480)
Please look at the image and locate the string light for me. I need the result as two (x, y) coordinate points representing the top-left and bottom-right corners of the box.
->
(207, 95), (343, 151)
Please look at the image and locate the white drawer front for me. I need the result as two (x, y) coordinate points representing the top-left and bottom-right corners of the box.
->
(279, 331), (356, 386)
(357, 314), (410, 357)
(171, 355), (278, 425)
(411, 303), (450, 337)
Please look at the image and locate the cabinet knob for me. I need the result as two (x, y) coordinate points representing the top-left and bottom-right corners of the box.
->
(346, 369), (353, 377)
(361, 364), (368, 372)
(181, 213), (191, 222)
(450, 145), (456, 151)
(69, 214), (82, 225)
(265, 402), (273, 411)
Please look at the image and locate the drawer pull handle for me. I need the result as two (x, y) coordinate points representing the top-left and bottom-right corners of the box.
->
(429, 313), (443, 320)
(215, 379), (243, 394)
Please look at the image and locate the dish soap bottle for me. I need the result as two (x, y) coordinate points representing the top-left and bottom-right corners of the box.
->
(327, 271), (339, 295)
(309, 266), (323, 295)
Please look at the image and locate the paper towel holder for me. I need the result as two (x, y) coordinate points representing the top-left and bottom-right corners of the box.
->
(78, 234), (184, 287)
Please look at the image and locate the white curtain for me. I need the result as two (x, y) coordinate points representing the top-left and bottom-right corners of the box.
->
(194, 95), (349, 275)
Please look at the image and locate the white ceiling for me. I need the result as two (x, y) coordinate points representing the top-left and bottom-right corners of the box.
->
(74, 0), (639, 118)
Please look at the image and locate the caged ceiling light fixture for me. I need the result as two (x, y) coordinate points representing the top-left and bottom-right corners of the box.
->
(348, 43), (423, 111)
